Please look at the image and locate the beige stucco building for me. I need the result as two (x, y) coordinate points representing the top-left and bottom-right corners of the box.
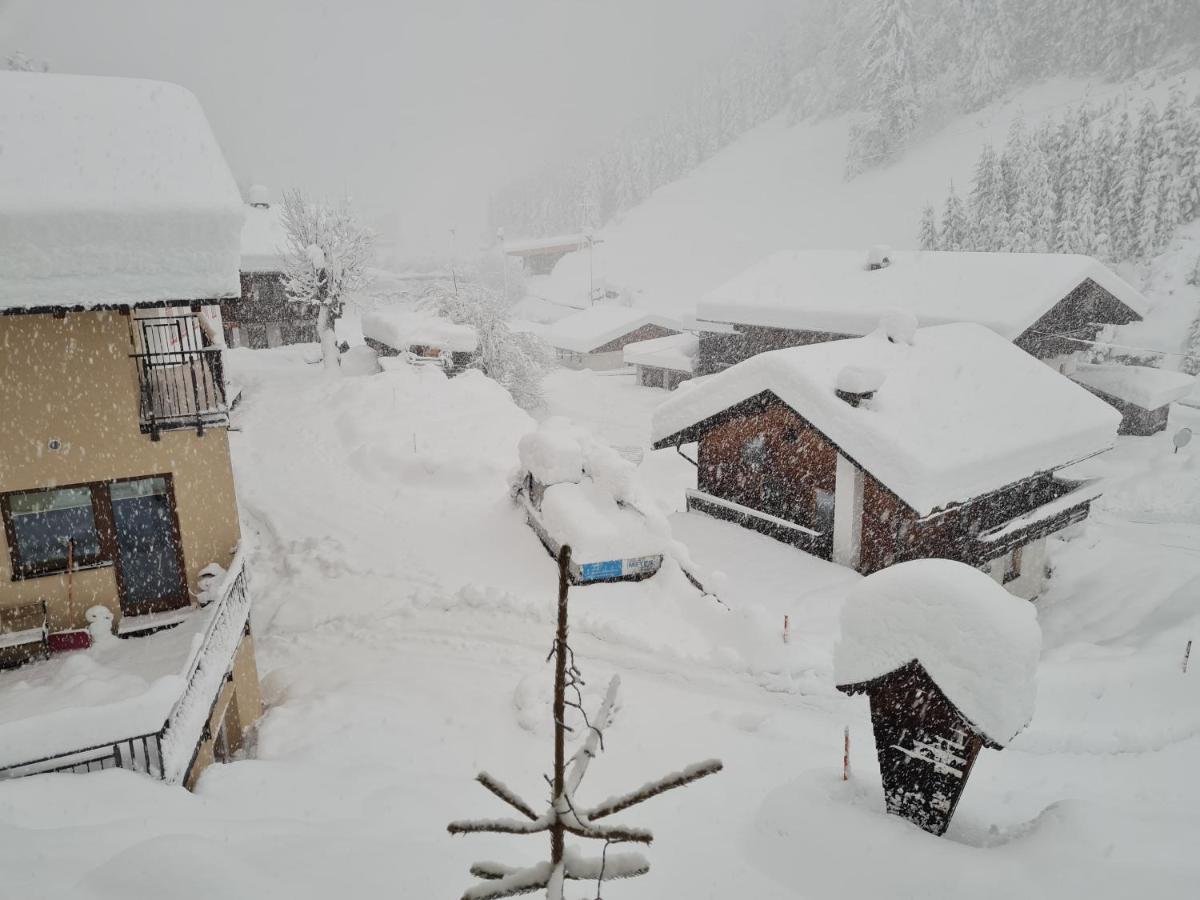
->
(0, 70), (261, 787)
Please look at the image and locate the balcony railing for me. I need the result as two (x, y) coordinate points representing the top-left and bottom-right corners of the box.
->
(0, 551), (251, 785)
(130, 314), (228, 440)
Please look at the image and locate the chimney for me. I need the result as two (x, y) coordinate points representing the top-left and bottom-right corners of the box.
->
(836, 366), (885, 407)
(248, 184), (270, 209)
(866, 244), (892, 270)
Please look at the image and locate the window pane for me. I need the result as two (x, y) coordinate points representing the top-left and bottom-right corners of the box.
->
(109, 477), (168, 503)
(8, 487), (102, 568)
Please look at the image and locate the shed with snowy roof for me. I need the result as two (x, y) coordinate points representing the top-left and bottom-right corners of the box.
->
(651, 322), (1121, 598)
(544, 306), (686, 370)
(694, 249), (1147, 377)
(1069, 363), (1195, 436)
(504, 233), (598, 275)
(834, 559), (1041, 835)
(623, 332), (698, 390)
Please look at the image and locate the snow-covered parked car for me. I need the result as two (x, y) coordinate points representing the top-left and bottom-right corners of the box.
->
(515, 421), (666, 584)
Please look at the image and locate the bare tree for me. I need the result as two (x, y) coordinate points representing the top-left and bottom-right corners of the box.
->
(448, 546), (722, 900)
(279, 188), (373, 371)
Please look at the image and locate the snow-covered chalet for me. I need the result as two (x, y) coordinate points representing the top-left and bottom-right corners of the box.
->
(695, 248), (1192, 435)
(651, 320), (1122, 598)
(544, 306), (686, 370)
(221, 184), (319, 349)
(0, 72), (262, 786)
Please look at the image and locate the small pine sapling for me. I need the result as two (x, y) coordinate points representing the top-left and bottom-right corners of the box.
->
(447, 546), (722, 900)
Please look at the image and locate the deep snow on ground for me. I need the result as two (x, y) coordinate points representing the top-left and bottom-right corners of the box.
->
(2, 350), (1199, 899)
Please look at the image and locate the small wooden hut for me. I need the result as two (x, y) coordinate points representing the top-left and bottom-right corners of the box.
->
(834, 560), (1041, 836)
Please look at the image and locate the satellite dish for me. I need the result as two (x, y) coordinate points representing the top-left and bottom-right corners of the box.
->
(1174, 426), (1193, 454)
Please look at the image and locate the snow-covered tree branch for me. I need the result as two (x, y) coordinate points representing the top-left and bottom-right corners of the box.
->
(447, 546), (722, 900)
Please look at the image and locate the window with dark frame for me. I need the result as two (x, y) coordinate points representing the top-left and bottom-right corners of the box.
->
(1, 485), (106, 578)
(2, 476), (185, 591)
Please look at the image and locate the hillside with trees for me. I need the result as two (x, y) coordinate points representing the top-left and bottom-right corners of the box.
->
(491, 0), (1200, 239)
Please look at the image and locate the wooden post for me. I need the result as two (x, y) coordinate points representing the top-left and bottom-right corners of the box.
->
(783, 614), (790, 644)
(842, 726), (850, 781)
(551, 544), (571, 867)
(1184, 639), (1192, 674)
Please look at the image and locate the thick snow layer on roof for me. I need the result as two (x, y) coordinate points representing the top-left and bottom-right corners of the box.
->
(698, 250), (1147, 339)
(240, 201), (288, 273)
(1071, 363), (1196, 411)
(834, 559), (1041, 745)
(0, 72), (243, 310)
(504, 233), (593, 254)
(543, 305), (684, 353)
(361, 309), (478, 352)
(653, 323), (1121, 515)
(623, 332), (698, 372)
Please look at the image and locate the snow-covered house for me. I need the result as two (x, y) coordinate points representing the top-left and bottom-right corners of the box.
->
(504, 233), (595, 276)
(834, 560), (1040, 836)
(0, 72), (261, 786)
(221, 185), (319, 349)
(695, 249), (1160, 431)
(361, 308), (479, 375)
(623, 332), (698, 390)
(1070, 363), (1196, 436)
(544, 306), (686, 370)
(651, 321), (1121, 598)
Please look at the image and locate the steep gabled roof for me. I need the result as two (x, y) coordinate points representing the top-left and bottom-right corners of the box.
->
(0, 72), (243, 311)
(698, 249), (1147, 339)
(543, 306), (684, 354)
(652, 323), (1120, 516)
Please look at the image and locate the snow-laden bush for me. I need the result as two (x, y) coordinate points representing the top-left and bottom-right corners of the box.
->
(426, 280), (550, 410)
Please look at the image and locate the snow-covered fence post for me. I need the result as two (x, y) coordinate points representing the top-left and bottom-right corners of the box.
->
(842, 727), (850, 782)
(1184, 639), (1192, 674)
(447, 543), (723, 899)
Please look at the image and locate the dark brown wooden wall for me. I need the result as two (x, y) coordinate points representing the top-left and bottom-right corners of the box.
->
(1015, 278), (1141, 359)
(697, 400), (837, 556)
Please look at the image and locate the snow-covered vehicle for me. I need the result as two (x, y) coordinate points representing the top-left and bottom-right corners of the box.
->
(515, 422), (666, 585)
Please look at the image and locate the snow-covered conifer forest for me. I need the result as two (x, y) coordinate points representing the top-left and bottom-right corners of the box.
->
(2, 2), (1200, 898)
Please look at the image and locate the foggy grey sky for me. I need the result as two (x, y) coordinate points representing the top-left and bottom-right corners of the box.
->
(1, 0), (786, 259)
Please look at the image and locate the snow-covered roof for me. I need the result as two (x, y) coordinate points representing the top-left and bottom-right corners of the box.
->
(361, 308), (478, 353)
(1071, 363), (1196, 411)
(652, 323), (1121, 516)
(698, 250), (1148, 339)
(240, 200), (288, 273)
(504, 233), (594, 255)
(543, 306), (684, 354)
(623, 332), (698, 373)
(0, 72), (244, 311)
(834, 559), (1041, 746)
